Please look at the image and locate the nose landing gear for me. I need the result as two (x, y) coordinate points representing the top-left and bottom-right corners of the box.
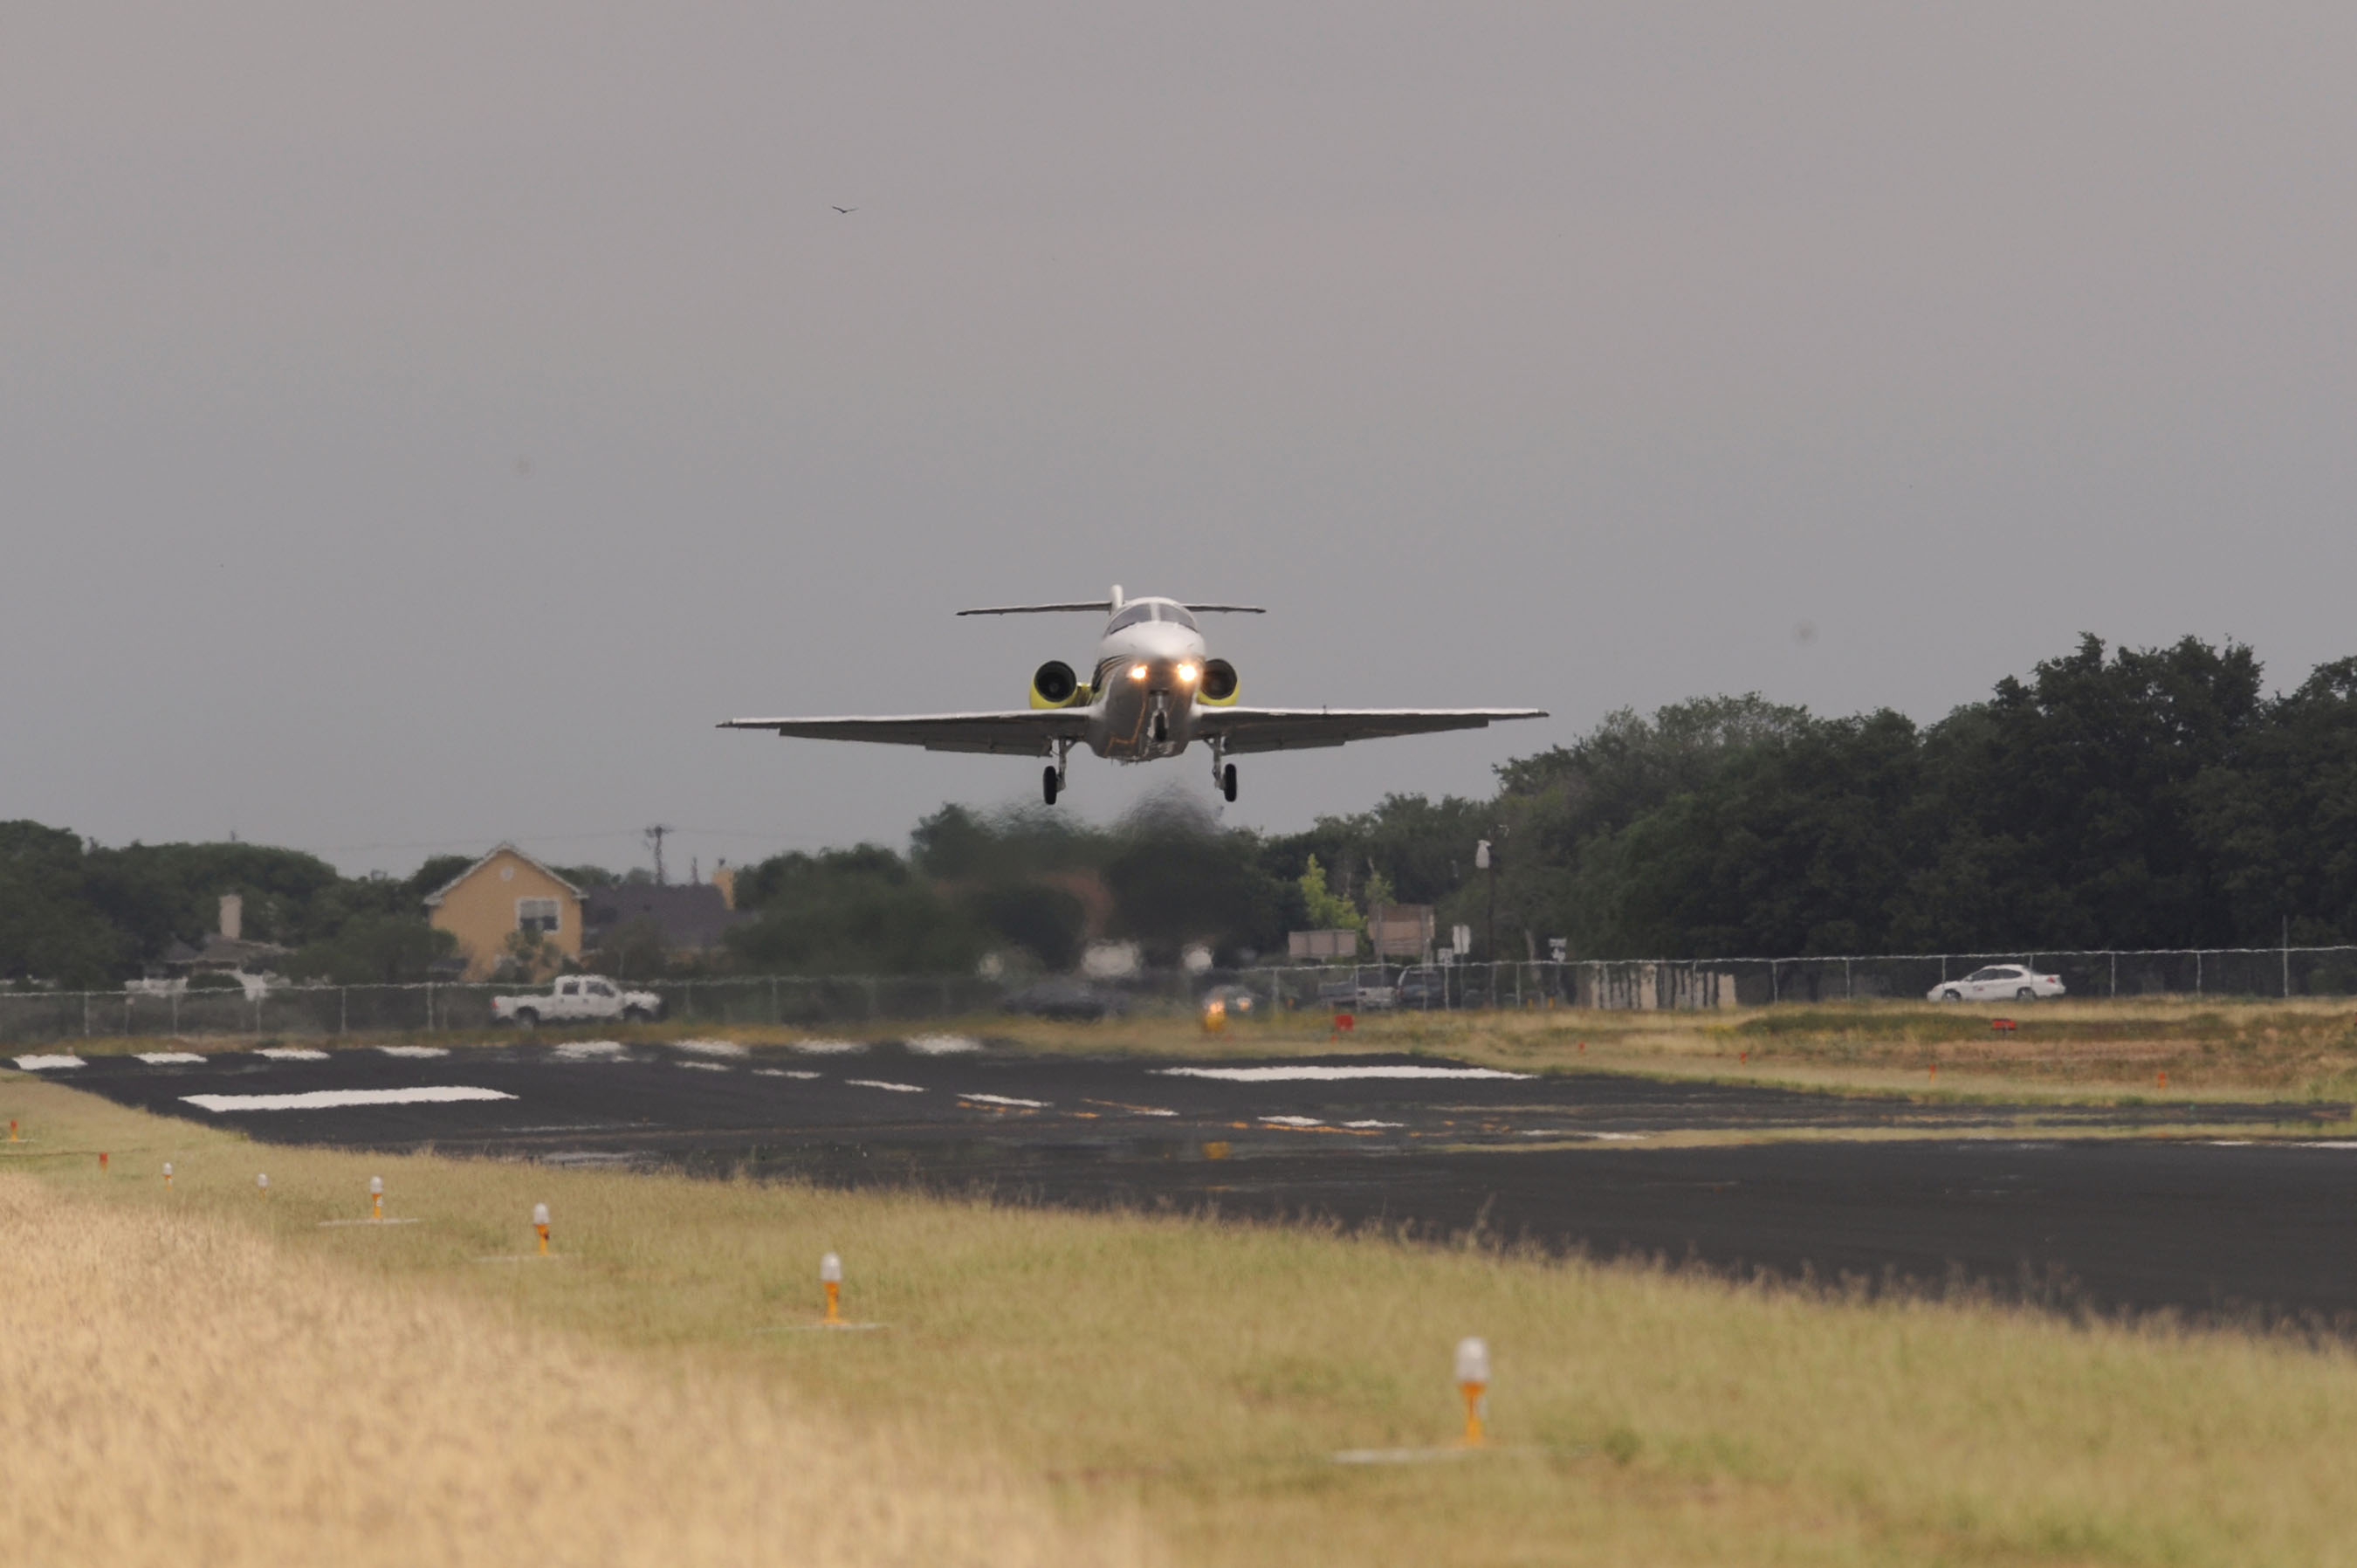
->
(1221, 762), (1238, 802)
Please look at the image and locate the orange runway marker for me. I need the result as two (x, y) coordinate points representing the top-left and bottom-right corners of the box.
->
(1455, 1338), (1490, 1447)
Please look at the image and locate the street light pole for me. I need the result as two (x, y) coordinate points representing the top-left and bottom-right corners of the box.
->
(1476, 837), (1495, 1008)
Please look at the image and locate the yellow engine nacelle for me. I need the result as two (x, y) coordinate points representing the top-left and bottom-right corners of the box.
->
(1030, 660), (1090, 709)
(1197, 658), (1239, 705)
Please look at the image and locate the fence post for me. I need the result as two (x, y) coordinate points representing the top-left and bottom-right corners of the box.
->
(426, 980), (435, 1031)
(2195, 951), (2202, 996)
(2109, 952), (2116, 997)
(1845, 959), (1852, 1001)
(340, 987), (347, 1035)
(83, 991), (91, 1035)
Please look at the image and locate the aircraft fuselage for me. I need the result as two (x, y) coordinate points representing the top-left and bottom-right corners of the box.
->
(1084, 598), (1209, 760)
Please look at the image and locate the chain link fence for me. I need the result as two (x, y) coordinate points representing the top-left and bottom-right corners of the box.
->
(4, 946), (2354, 1049)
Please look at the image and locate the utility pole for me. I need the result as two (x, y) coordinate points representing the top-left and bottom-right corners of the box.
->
(644, 824), (676, 885)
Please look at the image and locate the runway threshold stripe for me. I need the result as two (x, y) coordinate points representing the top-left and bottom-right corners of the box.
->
(181, 1087), (518, 1113)
(1155, 1065), (1534, 1083)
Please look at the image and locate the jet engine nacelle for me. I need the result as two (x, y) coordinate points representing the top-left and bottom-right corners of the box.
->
(1198, 658), (1239, 705)
(1030, 660), (1089, 709)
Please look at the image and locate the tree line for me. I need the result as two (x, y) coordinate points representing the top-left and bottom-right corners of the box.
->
(5, 635), (2354, 986)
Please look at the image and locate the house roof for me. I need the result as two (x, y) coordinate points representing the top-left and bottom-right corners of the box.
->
(421, 842), (587, 907)
(582, 884), (749, 952)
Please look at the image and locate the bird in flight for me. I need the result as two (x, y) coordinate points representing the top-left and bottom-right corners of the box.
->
(833, 205), (857, 214)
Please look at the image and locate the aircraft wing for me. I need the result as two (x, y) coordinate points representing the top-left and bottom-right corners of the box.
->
(1195, 705), (1546, 753)
(718, 711), (1089, 756)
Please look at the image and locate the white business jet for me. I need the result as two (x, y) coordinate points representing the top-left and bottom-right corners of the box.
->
(722, 588), (1545, 805)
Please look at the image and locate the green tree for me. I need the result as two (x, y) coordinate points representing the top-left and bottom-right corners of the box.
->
(1295, 856), (1364, 931)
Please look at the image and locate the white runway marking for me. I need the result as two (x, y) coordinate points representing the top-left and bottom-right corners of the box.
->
(553, 1041), (628, 1060)
(963, 1093), (1048, 1108)
(12, 1055), (85, 1070)
(846, 1078), (925, 1094)
(1156, 1065), (1533, 1083)
(1342, 1119), (1404, 1129)
(182, 1086), (517, 1113)
(677, 1061), (731, 1072)
(907, 1033), (981, 1055)
(135, 1052), (207, 1065)
(257, 1047), (330, 1061)
(2307, 1141), (2357, 1150)
(1260, 1115), (1325, 1128)
(378, 1046), (449, 1059)
(789, 1038), (867, 1055)
(753, 1068), (822, 1080)
(673, 1039), (748, 1056)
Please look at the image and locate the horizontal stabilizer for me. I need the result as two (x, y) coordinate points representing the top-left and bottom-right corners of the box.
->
(955, 602), (1116, 616)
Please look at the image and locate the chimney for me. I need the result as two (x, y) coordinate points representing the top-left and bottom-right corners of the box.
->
(711, 861), (736, 911)
(218, 893), (243, 942)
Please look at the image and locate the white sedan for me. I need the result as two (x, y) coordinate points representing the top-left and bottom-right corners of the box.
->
(1928, 965), (2065, 1003)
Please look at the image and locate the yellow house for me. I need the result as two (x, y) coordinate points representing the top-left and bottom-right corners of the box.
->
(423, 843), (587, 980)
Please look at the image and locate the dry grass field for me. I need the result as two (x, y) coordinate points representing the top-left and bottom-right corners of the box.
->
(0, 1170), (1135, 1566)
(9, 1069), (2357, 1565)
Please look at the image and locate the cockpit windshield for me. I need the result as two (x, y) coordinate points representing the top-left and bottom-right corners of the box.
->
(1108, 601), (1200, 632)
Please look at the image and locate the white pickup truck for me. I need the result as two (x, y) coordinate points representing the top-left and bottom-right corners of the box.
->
(491, 975), (663, 1027)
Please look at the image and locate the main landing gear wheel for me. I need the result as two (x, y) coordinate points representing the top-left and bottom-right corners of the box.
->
(1221, 763), (1238, 802)
(1042, 766), (1060, 806)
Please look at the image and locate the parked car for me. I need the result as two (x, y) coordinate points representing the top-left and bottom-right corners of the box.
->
(1395, 967), (1447, 1008)
(1316, 972), (1398, 1011)
(1927, 965), (2065, 1003)
(1002, 979), (1130, 1021)
(492, 974), (663, 1026)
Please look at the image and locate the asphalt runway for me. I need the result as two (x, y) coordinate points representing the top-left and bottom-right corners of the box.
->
(27, 1037), (2357, 1321)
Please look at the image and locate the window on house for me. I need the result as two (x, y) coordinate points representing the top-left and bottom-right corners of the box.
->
(518, 897), (561, 934)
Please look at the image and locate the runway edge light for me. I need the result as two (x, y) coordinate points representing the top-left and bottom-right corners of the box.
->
(1455, 1337), (1490, 1447)
(162, 1161), (173, 1189)
(821, 1251), (842, 1324)
(368, 1175), (383, 1221)
(533, 1202), (551, 1255)
(256, 1173), (270, 1197)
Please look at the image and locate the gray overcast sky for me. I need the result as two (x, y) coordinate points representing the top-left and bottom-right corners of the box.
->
(5, 3), (2354, 878)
